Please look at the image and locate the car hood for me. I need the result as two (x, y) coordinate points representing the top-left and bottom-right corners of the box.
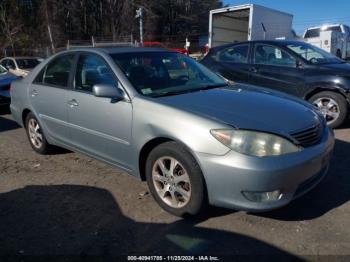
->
(157, 85), (320, 135)
(320, 62), (350, 75)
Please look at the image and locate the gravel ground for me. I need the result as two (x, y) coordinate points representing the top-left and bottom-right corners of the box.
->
(0, 106), (349, 259)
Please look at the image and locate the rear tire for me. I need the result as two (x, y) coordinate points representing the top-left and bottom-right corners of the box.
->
(309, 91), (348, 128)
(25, 112), (52, 154)
(145, 141), (207, 217)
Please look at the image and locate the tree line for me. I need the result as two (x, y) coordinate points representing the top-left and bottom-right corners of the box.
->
(0, 0), (222, 56)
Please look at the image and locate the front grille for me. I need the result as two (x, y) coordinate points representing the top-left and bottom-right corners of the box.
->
(290, 124), (323, 147)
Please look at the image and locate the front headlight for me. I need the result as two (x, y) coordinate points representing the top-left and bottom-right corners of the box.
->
(211, 129), (302, 157)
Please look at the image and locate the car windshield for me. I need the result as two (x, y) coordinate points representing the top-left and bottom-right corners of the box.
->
(111, 51), (226, 97)
(16, 58), (40, 69)
(0, 64), (7, 74)
(286, 43), (343, 65)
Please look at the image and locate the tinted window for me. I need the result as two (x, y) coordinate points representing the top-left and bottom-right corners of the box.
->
(16, 58), (40, 69)
(254, 45), (296, 67)
(39, 55), (74, 87)
(327, 26), (341, 33)
(304, 29), (320, 38)
(74, 54), (117, 92)
(6, 59), (16, 69)
(0, 60), (7, 67)
(33, 67), (45, 83)
(217, 45), (249, 63)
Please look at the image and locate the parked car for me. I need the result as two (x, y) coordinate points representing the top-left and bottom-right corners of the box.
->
(201, 40), (350, 128)
(0, 64), (19, 106)
(10, 48), (334, 217)
(143, 41), (189, 55)
(0, 57), (41, 77)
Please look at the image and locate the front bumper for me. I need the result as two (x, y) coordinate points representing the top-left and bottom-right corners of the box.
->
(196, 127), (335, 212)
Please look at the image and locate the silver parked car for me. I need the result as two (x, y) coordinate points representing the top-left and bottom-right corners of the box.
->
(0, 57), (42, 77)
(10, 48), (334, 216)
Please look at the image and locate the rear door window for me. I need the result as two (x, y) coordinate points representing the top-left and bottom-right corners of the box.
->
(34, 54), (74, 87)
(217, 45), (249, 64)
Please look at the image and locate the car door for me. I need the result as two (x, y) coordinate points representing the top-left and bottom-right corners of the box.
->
(204, 44), (251, 83)
(250, 43), (305, 96)
(67, 53), (133, 169)
(30, 54), (75, 144)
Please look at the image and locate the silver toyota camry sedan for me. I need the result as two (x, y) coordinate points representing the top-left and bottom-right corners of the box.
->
(10, 48), (334, 217)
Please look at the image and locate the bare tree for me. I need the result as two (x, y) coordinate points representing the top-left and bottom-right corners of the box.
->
(0, 0), (222, 55)
(0, 2), (23, 56)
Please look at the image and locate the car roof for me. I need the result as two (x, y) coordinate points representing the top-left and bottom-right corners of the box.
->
(210, 40), (307, 52)
(1, 56), (41, 59)
(64, 46), (171, 55)
(306, 24), (342, 30)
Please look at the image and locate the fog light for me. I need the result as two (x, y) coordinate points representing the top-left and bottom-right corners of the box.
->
(242, 190), (282, 202)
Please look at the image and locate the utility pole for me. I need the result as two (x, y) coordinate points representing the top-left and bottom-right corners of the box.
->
(135, 7), (143, 45)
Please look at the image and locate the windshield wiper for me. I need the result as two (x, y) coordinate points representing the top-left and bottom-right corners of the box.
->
(150, 90), (193, 97)
(197, 83), (228, 91)
(150, 83), (228, 98)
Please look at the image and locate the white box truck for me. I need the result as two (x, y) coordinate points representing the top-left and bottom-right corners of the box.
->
(208, 4), (294, 48)
(303, 24), (350, 59)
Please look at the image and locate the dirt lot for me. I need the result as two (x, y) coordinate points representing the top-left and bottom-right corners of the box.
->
(0, 106), (349, 259)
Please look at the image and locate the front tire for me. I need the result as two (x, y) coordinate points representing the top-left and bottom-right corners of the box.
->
(309, 91), (348, 128)
(25, 112), (52, 154)
(145, 142), (206, 217)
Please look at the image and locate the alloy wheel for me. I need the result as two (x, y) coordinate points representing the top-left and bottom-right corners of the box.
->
(28, 118), (43, 149)
(152, 156), (191, 208)
(313, 97), (340, 125)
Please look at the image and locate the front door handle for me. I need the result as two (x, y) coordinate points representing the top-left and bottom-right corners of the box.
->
(67, 99), (79, 107)
(31, 89), (38, 97)
(249, 67), (258, 73)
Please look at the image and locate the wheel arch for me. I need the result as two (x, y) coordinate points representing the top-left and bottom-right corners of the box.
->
(22, 108), (32, 126)
(138, 136), (202, 182)
(304, 87), (349, 103)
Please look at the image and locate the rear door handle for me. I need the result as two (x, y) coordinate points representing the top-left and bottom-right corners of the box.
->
(31, 89), (38, 97)
(67, 99), (79, 107)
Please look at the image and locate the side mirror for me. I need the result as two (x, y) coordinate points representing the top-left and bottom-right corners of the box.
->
(92, 83), (125, 101)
